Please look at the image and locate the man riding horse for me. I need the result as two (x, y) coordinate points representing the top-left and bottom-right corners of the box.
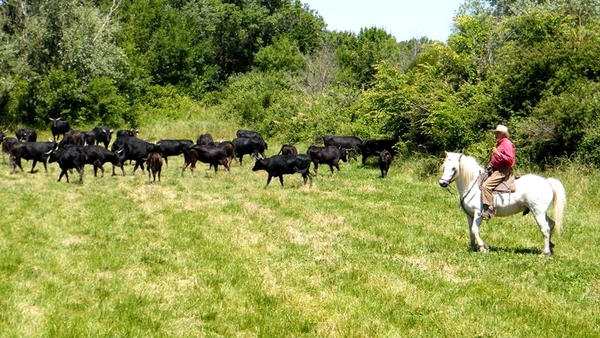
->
(481, 124), (516, 219)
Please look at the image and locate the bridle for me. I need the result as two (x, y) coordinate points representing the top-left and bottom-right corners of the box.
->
(441, 154), (479, 216)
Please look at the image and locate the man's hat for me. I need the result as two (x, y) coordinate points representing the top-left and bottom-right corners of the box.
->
(494, 124), (509, 134)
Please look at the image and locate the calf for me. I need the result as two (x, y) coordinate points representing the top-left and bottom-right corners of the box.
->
(2, 137), (19, 164)
(181, 144), (230, 177)
(278, 144), (298, 155)
(361, 138), (397, 165)
(59, 130), (85, 147)
(323, 135), (362, 160)
(9, 141), (54, 174)
(307, 145), (348, 176)
(92, 126), (113, 148)
(46, 144), (86, 184)
(1, 135), (18, 164)
(156, 139), (194, 167)
(232, 137), (267, 165)
(16, 128), (37, 142)
(49, 117), (71, 141)
(252, 154), (313, 187)
(146, 152), (163, 183)
(378, 149), (392, 178)
(212, 140), (234, 168)
(84, 145), (124, 177)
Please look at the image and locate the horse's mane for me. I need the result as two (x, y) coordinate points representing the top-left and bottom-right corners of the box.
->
(458, 154), (483, 187)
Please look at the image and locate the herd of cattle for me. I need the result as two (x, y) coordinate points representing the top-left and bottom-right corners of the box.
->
(0, 118), (398, 186)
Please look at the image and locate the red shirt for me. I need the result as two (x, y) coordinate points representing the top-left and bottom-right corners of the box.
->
(491, 137), (515, 169)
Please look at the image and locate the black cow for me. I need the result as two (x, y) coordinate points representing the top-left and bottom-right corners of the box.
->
(114, 137), (160, 175)
(9, 141), (54, 174)
(47, 144), (86, 184)
(278, 144), (298, 155)
(49, 117), (71, 141)
(307, 145), (348, 176)
(16, 128), (37, 142)
(378, 149), (393, 178)
(361, 138), (397, 165)
(252, 154), (313, 187)
(92, 126), (113, 149)
(237, 129), (268, 149)
(2, 137), (19, 164)
(196, 133), (215, 146)
(146, 152), (163, 183)
(83, 132), (96, 146)
(84, 145), (124, 177)
(156, 139), (194, 167)
(116, 129), (139, 138)
(323, 135), (362, 160)
(232, 137), (267, 165)
(181, 144), (230, 177)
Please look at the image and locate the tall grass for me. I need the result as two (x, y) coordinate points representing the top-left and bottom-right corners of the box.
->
(0, 107), (599, 337)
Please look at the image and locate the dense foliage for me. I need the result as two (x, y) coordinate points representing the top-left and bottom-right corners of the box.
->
(2, 0), (600, 167)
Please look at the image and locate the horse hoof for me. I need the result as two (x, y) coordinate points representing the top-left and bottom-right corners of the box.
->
(479, 245), (489, 253)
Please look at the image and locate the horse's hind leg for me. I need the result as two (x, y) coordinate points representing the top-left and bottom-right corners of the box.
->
(533, 211), (554, 256)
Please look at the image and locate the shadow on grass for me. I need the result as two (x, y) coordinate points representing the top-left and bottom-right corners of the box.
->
(488, 246), (542, 255)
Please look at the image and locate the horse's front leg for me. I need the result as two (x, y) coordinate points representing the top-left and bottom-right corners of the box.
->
(466, 215), (477, 251)
(470, 213), (489, 253)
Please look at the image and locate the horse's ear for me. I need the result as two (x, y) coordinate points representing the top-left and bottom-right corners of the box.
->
(444, 150), (448, 155)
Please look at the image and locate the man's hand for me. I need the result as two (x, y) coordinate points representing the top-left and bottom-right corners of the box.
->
(491, 146), (500, 155)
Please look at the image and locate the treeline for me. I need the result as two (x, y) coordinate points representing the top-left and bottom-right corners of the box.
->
(2, 0), (600, 167)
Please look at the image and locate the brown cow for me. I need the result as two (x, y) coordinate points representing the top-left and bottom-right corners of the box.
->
(146, 152), (163, 183)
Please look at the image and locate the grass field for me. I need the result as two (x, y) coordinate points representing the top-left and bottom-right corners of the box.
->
(1, 112), (599, 337)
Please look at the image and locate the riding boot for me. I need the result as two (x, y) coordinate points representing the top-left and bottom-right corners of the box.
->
(481, 204), (495, 220)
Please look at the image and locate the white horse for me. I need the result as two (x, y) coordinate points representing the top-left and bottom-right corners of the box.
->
(439, 152), (566, 255)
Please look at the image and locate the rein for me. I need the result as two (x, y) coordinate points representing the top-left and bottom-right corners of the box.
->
(458, 178), (478, 216)
(448, 154), (480, 216)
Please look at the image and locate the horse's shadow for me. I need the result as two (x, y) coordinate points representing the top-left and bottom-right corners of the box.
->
(485, 246), (542, 255)
(467, 245), (542, 255)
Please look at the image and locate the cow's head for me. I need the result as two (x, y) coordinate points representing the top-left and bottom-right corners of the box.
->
(252, 159), (267, 171)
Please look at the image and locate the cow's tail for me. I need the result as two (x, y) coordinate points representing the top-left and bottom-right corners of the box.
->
(548, 177), (566, 235)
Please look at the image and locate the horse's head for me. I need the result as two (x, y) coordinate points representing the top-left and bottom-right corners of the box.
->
(439, 151), (462, 188)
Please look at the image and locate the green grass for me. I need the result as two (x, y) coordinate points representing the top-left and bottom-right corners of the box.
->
(1, 111), (599, 337)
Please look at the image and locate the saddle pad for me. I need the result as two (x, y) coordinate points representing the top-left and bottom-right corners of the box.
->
(478, 172), (517, 193)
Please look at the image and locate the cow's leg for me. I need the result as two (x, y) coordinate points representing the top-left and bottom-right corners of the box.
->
(58, 169), (68, 182)
(222, 158), (230, 172)
(164, 157), (169, 168)
(181, 161), (190, 177)
(266, 174), (273, 185)
(78, 166), (83, 184)
(30, 160), (37, 173)
(158, 169), (161, 182)
(11, 157), (22, 174)
(279, 175), (284, 186)
(313, 162), (319, 176)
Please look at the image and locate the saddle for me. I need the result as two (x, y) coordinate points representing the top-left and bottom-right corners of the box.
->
(478, 168), (518, 193)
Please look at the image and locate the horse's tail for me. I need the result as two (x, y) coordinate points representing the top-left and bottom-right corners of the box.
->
(548, 177), (566, 235)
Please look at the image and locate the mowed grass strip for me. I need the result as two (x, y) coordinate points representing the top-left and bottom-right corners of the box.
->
(0, 116), (599, 337)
